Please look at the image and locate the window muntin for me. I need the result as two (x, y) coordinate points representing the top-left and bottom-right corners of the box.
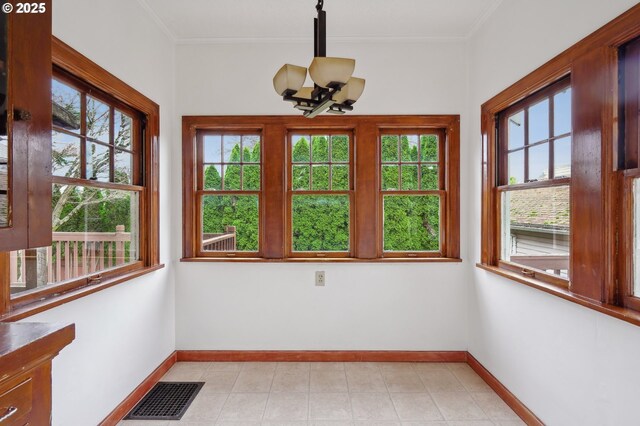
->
(9, 73), (144, 297)
(198, 132), (261, 254)
(634, 179), (640, 297)
(498, 78), (571, 283)
(380, 132), (444, 256)
(288, 133), (353, 256)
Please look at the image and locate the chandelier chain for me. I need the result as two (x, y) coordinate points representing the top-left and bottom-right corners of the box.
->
(316, 0), (324, 12)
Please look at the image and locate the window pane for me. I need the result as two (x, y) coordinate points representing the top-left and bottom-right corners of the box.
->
(383, 195), (440, 252)
(312, 165), (329, 190)
(382, 165), (399, 190)
(635, 179), (640, 296)
(292, 135), (311, 162)
(243, 165), (260, 190)
(401, 165), (418, 190)
(331, 135), (349, 162)
(292, 195), (349, 252)
(554, 136), (571, 178)
(10, 184), (140, 295)
(86, 141), (110, 182)
(292, 165), (310, 190)
(332, 165), (349, 190)
(52, 79), (80, 133)
(312, 135), (329, 162)
(401, 135), (419, 162)
(528, 99), (549, 143)
(224, 135), (241, 163)
(554, 87), (571, 136)
(203, 165), (222, 190)
(223, 164), (241, 190)
(421, 165), (438, 190)
(204, 135), (222, 163)
(52, 131), (80, 178)
(528, 143), (549, 182)
(420, 135), (438, 162)
(507, 150), (524, 184)
(242, 135), (261, 163)
(114, 150), (133, 184)
(381, 135), (399, 162)
(508, 110), (524, 149)
(114, 110), (132, 149)
(501, 185), (570, 278)
(86, 96), (110, 143)
(202, 195), (259, 252)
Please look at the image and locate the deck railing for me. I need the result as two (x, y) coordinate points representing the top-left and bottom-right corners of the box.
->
(202, 226), (236, 251)
(11, 225), (132, 288)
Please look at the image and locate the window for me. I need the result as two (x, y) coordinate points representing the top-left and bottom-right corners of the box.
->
(0, 38), (161, 320)
(479, 5), (640, 325)
(183, 116), (460, 261)
(380, 131), (444, 256)
(199, 132), (261, 256)
(497, 79), (572, 285)
(288, 133), (353, 257)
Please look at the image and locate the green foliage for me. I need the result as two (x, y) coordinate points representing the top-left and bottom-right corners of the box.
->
(383, 195), (440, 251)
(202, 195), (259, 251)
(292, 137), (310, 162)
(292, 195), (349, 251)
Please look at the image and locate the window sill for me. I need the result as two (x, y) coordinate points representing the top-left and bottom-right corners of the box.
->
(181, 257), (462, 263)
(1, 264), (165, 322)
(476, 263), (640, 328)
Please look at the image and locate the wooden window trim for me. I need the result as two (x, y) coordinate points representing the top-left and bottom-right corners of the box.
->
(0, 37), (162, 320)
(479, 4), (640, 326)
(182, 115), (460, 262)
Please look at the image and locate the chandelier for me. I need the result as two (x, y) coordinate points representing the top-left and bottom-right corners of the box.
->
(273, 0), (365, 118)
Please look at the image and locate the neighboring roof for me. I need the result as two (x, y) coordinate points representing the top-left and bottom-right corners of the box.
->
(509, 185), (570, 232)
(52, 101), (80, 130)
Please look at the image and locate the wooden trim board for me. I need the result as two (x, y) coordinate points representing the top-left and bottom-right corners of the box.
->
(99, 351), (177, 426)
(101, 350), (542, 425)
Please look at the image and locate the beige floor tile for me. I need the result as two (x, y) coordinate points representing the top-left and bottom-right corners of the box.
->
(162, 362), (209, 381)
(430, 392), (488, 421)
(418, 369), (465, 392)
(450, 369), (492, 393)
(344, 362), (380, 373)
(180, 392), (228, 422)
(346, 369), (387, 392)
(350, 393), (399, 421)
(310, 371), (349, 392)
(309, 421), (354, 426)
(446, 421), (495, 426)
(263, 392), (309, 421)
(261, 422), (308, 426)
(494, 420), (527, 426)
(242, 362), (278, 371)
(213, 422), (260, 426)
(208, 362), (244, 372)
(376, 363), (417, 374)
(232, 369), (275, 392)
(276, 362), (311, 372)
(400, 421), (448, 426)
(118, 421), (168, 426)
(390, 393), (443, 422)
(311, 362), (345, 371)
(412, 363), (450, 374)
(309, 393), (352, 421)
(271, 370), (310, 392)
(382, 371), (426, 393)
(471, 392), (520, 421)
(200, 370), (240, 393)
(218, 393), (268, 421)
(353, 421), (401, 425)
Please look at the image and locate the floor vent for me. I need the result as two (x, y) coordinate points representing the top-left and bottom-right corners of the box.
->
(125, 382), (204, 420)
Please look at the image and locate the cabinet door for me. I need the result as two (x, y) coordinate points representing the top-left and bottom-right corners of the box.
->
(0, 1), (52, 251)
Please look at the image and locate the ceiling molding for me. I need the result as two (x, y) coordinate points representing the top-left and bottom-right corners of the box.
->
(174, 35), (468, 46)
(136, 0), (177, 43)
(466, 0), (504, 38)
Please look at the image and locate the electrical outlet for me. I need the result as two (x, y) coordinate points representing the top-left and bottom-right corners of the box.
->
(315, 271), (325, 286)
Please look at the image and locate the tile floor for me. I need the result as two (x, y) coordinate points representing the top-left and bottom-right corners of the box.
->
(119, 361), (525, 426)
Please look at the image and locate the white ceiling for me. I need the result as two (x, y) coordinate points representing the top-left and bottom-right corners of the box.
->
(139, 0), (502, 42)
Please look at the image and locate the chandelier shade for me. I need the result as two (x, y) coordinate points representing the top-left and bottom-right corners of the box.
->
(332, 77), (366, 104)
(308, 57), (355, 88)
(273, 0), (364, 118)
(273, 64), (308, 96)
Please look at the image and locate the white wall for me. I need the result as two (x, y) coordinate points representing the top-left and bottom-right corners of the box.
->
(19, 1), (176, 425)
(174, 41), (471, 350)
(467, 1), (640, 425)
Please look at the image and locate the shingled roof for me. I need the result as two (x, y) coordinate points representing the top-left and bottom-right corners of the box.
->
(508, 185), (569, 232)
